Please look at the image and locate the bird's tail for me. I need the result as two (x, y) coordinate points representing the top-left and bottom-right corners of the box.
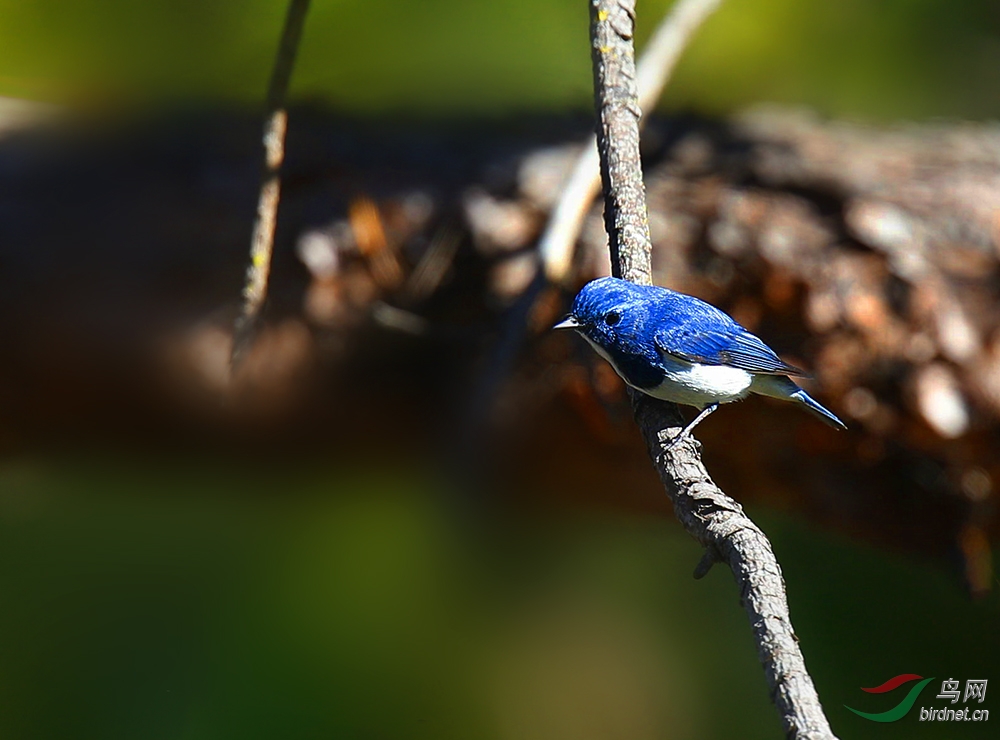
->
(750, 375), (847, 430)
(790, 389), (847, 430)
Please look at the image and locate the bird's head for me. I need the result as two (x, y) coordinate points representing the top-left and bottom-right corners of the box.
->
(553, 277), (652, 352)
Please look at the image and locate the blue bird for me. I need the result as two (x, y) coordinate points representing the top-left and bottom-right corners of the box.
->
(554, 277), (846, 443)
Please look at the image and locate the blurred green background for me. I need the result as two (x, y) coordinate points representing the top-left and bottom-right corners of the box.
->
(1, 0), (999, 119)
(1, 1), (999, 738)
(0, 462), (996, 739)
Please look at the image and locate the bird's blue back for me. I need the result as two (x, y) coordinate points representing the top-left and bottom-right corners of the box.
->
(568, 277), (804, 385)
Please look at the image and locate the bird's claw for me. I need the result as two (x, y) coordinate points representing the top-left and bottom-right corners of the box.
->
(666, 430), (692, 451)
(665, 403), (718, 451)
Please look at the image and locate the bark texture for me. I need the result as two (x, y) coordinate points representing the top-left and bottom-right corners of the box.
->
(590, 0), (653, 282)
(589, 2), (838, 737)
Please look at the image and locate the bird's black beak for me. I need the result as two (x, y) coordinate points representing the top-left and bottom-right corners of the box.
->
(552, 315), (580, 330)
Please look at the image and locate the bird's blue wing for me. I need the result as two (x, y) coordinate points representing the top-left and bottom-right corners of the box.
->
(653, 317), (807, 377)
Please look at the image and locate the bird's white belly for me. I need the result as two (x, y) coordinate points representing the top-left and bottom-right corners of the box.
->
(582, 335), (753, 409)
(648, 359), (753, 407)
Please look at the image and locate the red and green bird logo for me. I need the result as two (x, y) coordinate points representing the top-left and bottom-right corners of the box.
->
(845, 674), (935, 722)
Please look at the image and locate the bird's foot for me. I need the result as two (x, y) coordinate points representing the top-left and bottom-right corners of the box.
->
(665, 430), (694, 451)
(665, 403), (719, 451)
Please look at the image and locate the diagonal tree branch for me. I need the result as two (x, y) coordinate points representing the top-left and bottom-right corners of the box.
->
(232, 0), (312, 369)
(587, 1), (839, 737)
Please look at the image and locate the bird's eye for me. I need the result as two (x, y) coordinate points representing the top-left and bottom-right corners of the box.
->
(604, 311), (621, 326)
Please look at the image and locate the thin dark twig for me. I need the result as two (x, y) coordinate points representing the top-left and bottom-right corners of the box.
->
(232, 0), (312, 369)
(588, 1), (838, 737)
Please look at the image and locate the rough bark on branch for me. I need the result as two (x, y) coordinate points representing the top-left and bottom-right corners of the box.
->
(588, 2), (838, 737)
(590, 0), (653, 282)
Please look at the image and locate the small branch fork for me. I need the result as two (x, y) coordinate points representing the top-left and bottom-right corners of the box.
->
(542, 0), (723, 283)
(464, 0), (722, 443)
(232, 0), (312, 369)
(587, 1), (838, 737)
